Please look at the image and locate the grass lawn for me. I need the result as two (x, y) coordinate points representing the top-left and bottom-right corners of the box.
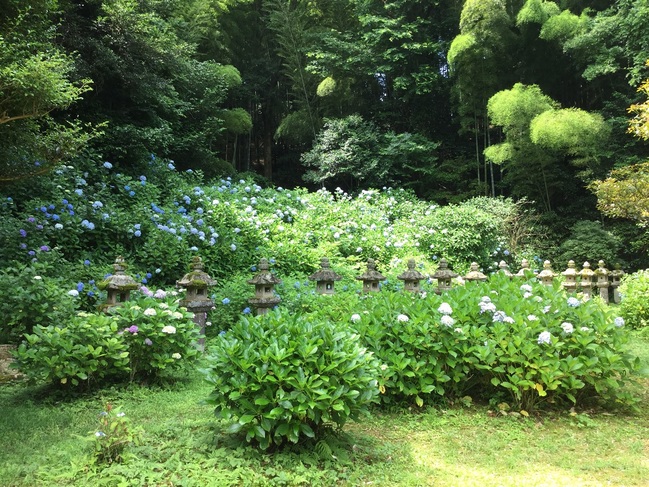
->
(1, 334), (647, 487)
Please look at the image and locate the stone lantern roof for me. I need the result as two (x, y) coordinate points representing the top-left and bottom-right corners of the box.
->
(430, 258), (458, 281)
(397, 259), (426, 282)
(98, 256), (139, 292)
(498, 260), (513, 278)
(537, 260), (556, 284)
(356, 258), (386, 282)
(177, 256), (217, 290)
(247, 258), (282, 286)
(579, 261), (595, 280)
(464, 262), (487, 282)
(308, 257), (342, 283)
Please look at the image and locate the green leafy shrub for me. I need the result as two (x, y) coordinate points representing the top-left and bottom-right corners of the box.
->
(13, 313), (130, 386)
(203, 311), (381, 449)
(109, 292), (201, 381)
(316, 274), (640, 411)
(91, 403), (143, 464)
(619, 269), (649, 330)
(351, 292), (475, 407)
(0, 260), (77, 343)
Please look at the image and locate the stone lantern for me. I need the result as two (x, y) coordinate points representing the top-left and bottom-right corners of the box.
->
(98, 256), (139, 311)
(356, 258), (385, 293)
(308, 257), (342, 295)
(538, 260), (556, 287)
(498, 260), (513, 278)
(595, 260), (610, 303)
(465, 262), (487, 283)
(177, 256), (216, 351)
(561, 260), (578, 294)
(579, 261), (595, 300)
(248, 258), (282, 315)
(515, 259), (536, 278)
(609, 264), (625, 304)
(397, 259), (426, 293)
(430, 258), (457, 295)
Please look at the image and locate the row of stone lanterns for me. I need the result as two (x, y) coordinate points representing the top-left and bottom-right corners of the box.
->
(97, 254), (624, 349)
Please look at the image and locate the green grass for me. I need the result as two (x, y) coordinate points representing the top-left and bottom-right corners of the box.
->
(1, 335), (648, 487)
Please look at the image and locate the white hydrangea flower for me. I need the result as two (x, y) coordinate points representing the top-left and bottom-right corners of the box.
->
(144, 308), (157, 316)
(561, 322), (574, 334)
(441, 315), (455, 327)
(351, 313), (361, 323)
(161, 325), (176, 334)
(397, 314), (409, 322)
(438, 302), (453, 315)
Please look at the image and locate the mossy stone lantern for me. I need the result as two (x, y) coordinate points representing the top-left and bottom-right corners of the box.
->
(356, 258), (385, 293)
(595, 260), (610, 303)
(430, 258), (457, 294)
(398, 259), (426, 293)
(98, 256), (139, 311)
(516, 259), (536, 278)
(498, 260), (513, 278)
(464, 262), (487, 283)
(248, 258), (282, 315)
(177, 256), (216, 351)
(538, 260), (556, 287)
(609, 264), (625, 304)
(561, 260), (578, 294)
(308, 257), (342, 295)
(579, 261), (595, 300)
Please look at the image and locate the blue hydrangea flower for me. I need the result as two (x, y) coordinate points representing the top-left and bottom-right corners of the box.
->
(103, 161), (113, 169)
(222, 298), (230, 305)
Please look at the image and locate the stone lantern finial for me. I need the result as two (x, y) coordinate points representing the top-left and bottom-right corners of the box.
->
(538, 260), (556, 287)
(308, 257), (342, 294)
(98, 255), (139, 311)
(562, 260), (578, 294)
(248, 258), (282, 314)
(356, 258), (385, 293)
(465, 262), (487, 283)
(177, 256), (216, 351)
(579, 261), (595, 300)
(595, 260), (610, 303)
(397, 259), (426, 293)
(430, 258), (457, 294)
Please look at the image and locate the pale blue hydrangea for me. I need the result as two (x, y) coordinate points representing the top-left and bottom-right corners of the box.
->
(567, 297), (580, 307)
(614, 317), (625, 328)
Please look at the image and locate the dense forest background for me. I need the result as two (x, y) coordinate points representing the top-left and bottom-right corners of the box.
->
(2, 0), (649, 266)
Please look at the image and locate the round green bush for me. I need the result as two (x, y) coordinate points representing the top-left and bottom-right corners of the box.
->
(14, 313), (130, 386)
(203, 311), (381, 449)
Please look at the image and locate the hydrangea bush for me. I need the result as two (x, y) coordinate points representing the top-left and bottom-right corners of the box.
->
(203, 311), (381, 449)
(0, 155), (533, 293)
(304, 275), (639, 411)
(13, 291), (200, 385)
(109, 291), (200, 381)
